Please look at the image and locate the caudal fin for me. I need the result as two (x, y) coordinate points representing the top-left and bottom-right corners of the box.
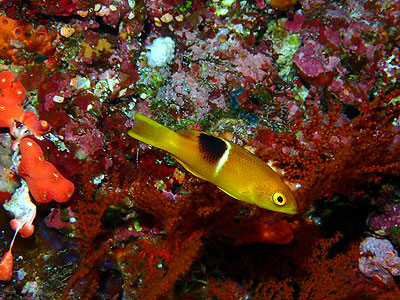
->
(128, 113), (177, 152)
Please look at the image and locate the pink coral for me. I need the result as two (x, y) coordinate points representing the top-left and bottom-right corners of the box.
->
(368, 203), (400, 235)
(358, 237), (400, 284)
(45, 208), (75, 230)
(62, 117), (105, 158)
(285, 12), (305, 33)
(293, 39), (340, 86)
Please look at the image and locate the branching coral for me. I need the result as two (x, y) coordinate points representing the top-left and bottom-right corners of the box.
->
(256, 89), (400, 212)
(123, 230), (205, 300)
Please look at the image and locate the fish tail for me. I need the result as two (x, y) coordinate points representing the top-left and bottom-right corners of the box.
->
(128, 113), (178, 152)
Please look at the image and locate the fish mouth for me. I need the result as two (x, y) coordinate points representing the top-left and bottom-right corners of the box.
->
(283, 206), (298, 215)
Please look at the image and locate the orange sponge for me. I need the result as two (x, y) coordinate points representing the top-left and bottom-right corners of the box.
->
(0, 70), (51, 137)
(18, 137), (75, 203)
(0, 13), (58, 64)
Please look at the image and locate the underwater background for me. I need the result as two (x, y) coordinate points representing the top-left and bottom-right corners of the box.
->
(0, 0), (400, 299)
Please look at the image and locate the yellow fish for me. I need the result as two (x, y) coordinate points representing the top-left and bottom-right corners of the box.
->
(128, 113), (298, 214)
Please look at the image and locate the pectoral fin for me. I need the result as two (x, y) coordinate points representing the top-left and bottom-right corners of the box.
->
(171, 155), (208, 181)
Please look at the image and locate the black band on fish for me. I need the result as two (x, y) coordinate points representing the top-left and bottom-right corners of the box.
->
(198, 133), (227, 164)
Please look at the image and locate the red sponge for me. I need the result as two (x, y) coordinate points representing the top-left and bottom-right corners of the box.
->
(18, 137), (75, 203)
(0, 71), (51, 137)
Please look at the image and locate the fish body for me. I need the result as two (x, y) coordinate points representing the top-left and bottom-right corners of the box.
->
(128, 113), (298, 214)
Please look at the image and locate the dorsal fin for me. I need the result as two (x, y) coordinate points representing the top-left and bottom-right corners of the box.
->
(198, 133), (227, 164)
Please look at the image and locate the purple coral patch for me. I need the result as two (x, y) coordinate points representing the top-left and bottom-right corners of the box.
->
(293, 39), (340, 86)
(359, 237), (400, 284)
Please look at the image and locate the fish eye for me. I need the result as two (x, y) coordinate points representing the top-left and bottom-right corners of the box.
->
(273, 192), (286, 206)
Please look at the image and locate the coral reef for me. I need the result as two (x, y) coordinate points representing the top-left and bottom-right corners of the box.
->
(0, 70), (75, 285)
(0, 0), (399, 299)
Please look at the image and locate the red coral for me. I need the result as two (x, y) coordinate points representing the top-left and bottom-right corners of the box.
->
(61, 170), (134, 299)
(257, 89), (400, 212)
(118, 229), (204, 300)
(18, 137), (75, 203)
